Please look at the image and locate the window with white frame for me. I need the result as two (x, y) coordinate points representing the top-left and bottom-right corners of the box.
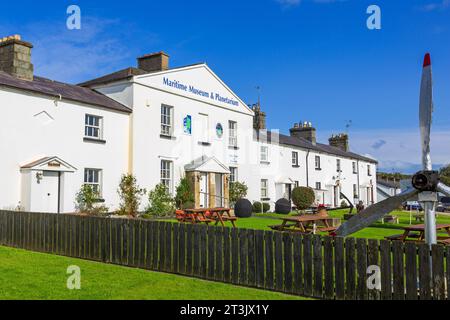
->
(161, 104), (173, 136)
(160, 160), (173, 193)
(292, 151), (299, 167)
(229, 121), (237, 147)
(367, 164), (372, 176)
(294, 181), (299, 188)
(315, 182), (322, 190)
(85, 114), (103, 139)
(353, 184), (358, 198)
(229, 167), (238, 183)
(84, 168), (102, 195)
(260, 146), (269, 163)
(352, 162), (358, 174)
(336, 159), (341, 172)
(315, 155), (321, 170)
(261, 179), (268, 198)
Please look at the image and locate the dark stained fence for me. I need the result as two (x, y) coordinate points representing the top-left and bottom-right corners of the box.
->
(0, 210), (449, 300)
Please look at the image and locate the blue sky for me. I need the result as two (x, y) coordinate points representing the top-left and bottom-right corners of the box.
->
(1, 0), (449, 173)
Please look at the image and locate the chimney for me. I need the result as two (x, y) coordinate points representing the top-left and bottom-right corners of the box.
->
(290, 121), (316, 145)
(0, 35), (34, 81)
(252, 103), (266, 130)
(329, 133), (349, 152)
(137, 51), (169, 72)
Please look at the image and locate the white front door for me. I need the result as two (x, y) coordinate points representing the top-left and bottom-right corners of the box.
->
(37, 171), (60, 213)
(199, 173), (209, 208)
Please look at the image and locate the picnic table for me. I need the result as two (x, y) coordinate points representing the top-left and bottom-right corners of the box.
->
(183, 208), (237, 228)
(269, 215), (337, 234)
(385, 223), (450, 244)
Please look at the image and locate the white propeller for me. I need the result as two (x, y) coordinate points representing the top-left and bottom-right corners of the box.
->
(334, 53), (449, 242)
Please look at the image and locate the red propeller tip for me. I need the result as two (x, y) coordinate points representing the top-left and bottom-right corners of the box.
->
(423, 53), (431, 67)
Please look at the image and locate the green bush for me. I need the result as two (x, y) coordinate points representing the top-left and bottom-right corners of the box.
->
(229, 182), (248, 206)
(117, 174), (146, 217)
(292, 186), (315, 211)
(75, 184), (109, 216)
(340, 200), (348, 208)
(252, 201), (270, 213)
(147, 183), (175, 217)
(174, 176), (195, 209)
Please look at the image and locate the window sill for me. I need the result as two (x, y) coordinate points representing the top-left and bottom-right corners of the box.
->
(260, 161), (270, 165)
(228, 146), (239, 150)
(198, 141), (211, 146)
(94, 198), (105, 203)
(315, 168), (322, 171)
(261, 197), (271, 201)
(160, 134), (176, 140)
(292, 165), (300, 168)
(83, 137), (106, 144)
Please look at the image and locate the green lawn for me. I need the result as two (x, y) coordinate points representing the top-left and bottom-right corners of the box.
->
(0, 246), (306, 300)
(165, 209), (450, 241)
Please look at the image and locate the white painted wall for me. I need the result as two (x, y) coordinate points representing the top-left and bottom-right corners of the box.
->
(0, 87), (129, 212)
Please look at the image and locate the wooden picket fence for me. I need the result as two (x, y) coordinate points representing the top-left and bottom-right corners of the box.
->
(0, 210), (449, 300)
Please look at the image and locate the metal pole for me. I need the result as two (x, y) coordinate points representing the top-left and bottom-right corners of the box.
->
(423, 201), (437, 246)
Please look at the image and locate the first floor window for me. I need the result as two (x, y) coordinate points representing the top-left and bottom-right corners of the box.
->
(85, 114), (102, 139)
(292, 151), (299, 167)
(336, 159), (341, 172)
(367, 164), (372, 176)
(84, 168), (102, 195)
(352, 162), (358, 174)
(315, 182), (322, 190)
(229, 167), (238, 183)
(161, 104), (173, 136)
(261, 179), (268, 198)
(260, 146), (269, 163)
(229, 121), (238, 147)
(315, 156), (321, 170)
(160, 160), (173, 193)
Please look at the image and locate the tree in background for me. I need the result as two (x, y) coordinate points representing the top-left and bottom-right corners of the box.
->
(75, 184), (109, 216)
(175, 176), (195, 209)
(292, 186), (315, 212)
(117, 174), (146, 217)
(440, 165), (450, 186)
(229, 182), (248, 206)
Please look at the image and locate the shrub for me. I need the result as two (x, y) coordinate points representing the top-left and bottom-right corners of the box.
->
(252, 201), (270, 213)
(75, 184), (109, 216)
(229, 182), (248, 206)
(340, 200), (348, 208)
(117, 174), (146, 217)
(147, 183), (175, 217)
(292, 186), (315, 211)
(174, 177), (195, 209)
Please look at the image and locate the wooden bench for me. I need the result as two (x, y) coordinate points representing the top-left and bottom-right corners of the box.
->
(385, 234), (405, 240)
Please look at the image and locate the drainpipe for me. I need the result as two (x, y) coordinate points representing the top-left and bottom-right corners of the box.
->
(306, 150), (310, 187)
(357, 159), (360, 202)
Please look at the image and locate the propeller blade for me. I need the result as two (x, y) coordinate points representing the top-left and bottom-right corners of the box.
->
(437, 182), (450, 197)
(419, 53), (433, 171)
(334, 188), (420, 237)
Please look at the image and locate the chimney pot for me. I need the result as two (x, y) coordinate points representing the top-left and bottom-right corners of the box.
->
(290, 121), (316, 145)
(329, 133), (349, 152)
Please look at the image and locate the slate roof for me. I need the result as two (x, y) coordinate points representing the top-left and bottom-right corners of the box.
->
(78, 67), (148, 87)
(78, 63), (206, 88)
(254, 130), (378, 164)
(0, 71), (131, 113)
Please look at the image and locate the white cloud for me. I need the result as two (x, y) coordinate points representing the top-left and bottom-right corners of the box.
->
(1, 17), (159, 84)
(421, 0), (450, 12)
(318, 127), (450, 173)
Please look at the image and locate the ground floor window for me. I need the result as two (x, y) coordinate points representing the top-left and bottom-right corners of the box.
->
(261, 179), (268, 198)
(161, 160), (173, 193)
(229, 167), (237, 183)
(84, 168), (102, 195)
(315, 182), (322, 190)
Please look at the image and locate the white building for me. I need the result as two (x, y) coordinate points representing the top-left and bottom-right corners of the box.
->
(0, 35), (377, 213)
